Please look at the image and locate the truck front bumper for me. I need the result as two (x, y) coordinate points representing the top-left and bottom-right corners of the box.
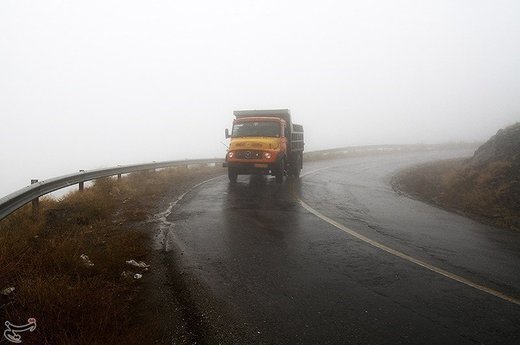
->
(223, 161), (277, 175)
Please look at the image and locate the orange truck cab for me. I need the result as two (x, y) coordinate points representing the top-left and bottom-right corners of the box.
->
(223, 109), (304, 183)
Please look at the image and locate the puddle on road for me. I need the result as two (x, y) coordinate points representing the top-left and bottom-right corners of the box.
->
(148, 176), (224, 252)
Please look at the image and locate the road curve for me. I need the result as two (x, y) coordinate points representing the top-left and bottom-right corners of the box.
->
(159, 149), (520, 345)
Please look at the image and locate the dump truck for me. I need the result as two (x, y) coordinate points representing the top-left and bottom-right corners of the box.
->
(223, 109), (304, 183)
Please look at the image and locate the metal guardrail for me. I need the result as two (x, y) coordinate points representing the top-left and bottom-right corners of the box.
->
(302, 143), (480, 160)
(0, 158), (223, 221)
(0, 143), (479, 222)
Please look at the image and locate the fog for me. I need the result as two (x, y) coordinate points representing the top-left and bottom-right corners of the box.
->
(1, 0), (519, 197)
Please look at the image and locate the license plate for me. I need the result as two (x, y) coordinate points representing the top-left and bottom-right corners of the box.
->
(254, 164), (268, 168)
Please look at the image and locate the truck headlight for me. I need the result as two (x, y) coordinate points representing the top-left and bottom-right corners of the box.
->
(228, 151), (234, 158)
(263, 152), (272, 159)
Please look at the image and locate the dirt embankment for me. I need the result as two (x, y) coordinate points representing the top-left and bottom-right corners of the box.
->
(0, 165), (225, 344)
(393, 123), (520, 230)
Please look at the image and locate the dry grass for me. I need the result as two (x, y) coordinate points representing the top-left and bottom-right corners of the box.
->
(0, 164), (224, 344)
(393, 159), (520, 230)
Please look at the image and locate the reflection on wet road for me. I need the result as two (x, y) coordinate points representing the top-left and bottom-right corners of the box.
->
(164, 150), (520, 345)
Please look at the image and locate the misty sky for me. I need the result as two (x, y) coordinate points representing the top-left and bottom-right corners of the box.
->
(1, 0), (519, 197)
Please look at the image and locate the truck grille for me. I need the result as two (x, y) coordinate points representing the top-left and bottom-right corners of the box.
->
(236, 150), (262, 159)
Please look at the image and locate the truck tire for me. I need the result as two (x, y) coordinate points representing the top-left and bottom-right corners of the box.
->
(228, 168), (238, 183)
(289, 153), (301, 178)
(293, 154), (301, 178)
(275, 159), (285, 184)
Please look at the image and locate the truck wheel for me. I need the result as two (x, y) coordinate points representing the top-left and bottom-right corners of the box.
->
(275, 159), (284, 184)
(293, 154), (301, 178)
(288, 154), (301, 178)
(228, 169), (238, 183)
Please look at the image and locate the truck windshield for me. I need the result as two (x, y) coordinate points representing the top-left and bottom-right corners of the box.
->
(232, 121), (281, 138)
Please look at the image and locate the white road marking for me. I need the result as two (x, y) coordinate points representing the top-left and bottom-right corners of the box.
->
(300, 166), (339, 178)
(296, 168), (520, 306)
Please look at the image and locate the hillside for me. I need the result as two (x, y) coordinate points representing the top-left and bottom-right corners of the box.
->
(393, 123), (520, 230)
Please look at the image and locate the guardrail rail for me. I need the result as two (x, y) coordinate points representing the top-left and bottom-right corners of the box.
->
(1, 143), (478, 222)
(0, 158), (223, 221)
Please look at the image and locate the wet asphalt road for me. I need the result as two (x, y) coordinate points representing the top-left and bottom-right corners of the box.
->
(163, 149), (520, 345)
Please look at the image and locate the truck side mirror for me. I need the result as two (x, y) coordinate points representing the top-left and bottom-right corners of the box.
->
(225, 128), (230, 138)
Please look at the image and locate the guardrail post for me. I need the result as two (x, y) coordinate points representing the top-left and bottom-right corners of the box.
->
(79, 170), (85, 191)
(31, 179), (39, 217)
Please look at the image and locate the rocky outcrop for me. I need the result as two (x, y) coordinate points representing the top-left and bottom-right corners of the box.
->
(471, 123), (520, 169)
(393, 122), (520, 230)
(467, 123), (520, 223)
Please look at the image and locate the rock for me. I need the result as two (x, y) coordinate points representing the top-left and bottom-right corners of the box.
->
(471, 123), (520, 168)
(126, 259), (150, 268)
(80, 254), (94, 267)
(1, 287), (15, 296)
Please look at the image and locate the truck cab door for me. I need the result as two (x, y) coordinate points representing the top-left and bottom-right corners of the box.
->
(281, 123), (288, 153)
